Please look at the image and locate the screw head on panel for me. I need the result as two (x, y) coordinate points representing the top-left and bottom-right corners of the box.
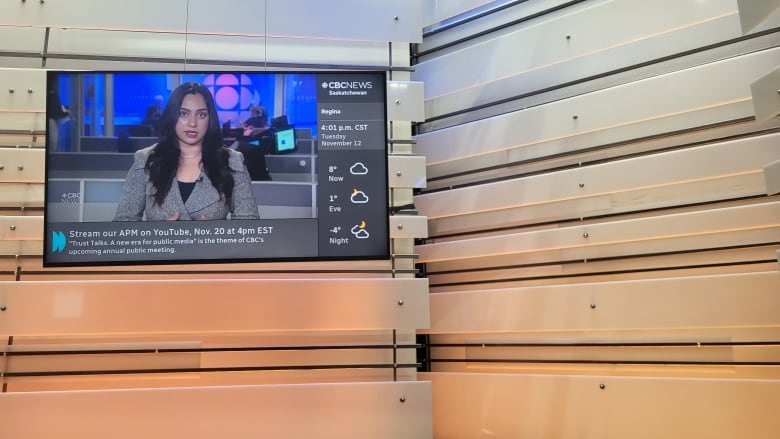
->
(9, 225), (16, 231)
(0, 305), (6, 312)
(399, 395), (406, 403)
(397, 299), (404, 306)
(582, 232), (589, 238)
(8, 88), (14, 93)
(18, 164), (24, 171)
(599, 383), (606, 390)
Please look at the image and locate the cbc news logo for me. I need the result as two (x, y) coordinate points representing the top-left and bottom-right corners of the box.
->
(51, 230), (67, 253)
(320, 81), (373, 90)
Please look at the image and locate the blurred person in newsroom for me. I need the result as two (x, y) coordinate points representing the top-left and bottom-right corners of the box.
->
(47, 79), (71, 151)
(241, 104), (269, 138)
(140, 94), (164, 136)
(114, 82), (259, 221)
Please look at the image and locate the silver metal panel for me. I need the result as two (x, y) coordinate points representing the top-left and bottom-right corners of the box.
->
(751, 65), (780, 121)
(416, 134), (780, 219)
(20, 0), (189, 33)
(45, 58), (186, 71)
(0, 381), (433, 439)
(765, 159), (780, 195)
(0, 134), (42, 149)
(46, 28), (187, 60)
(0, 25), (46, 53)
(0, 112), (45, 132)
(415, 0), (743, 117)
(389, 215), (429, 239)
(265, 38), (390, 67)
(187, 0), (267, 36)
(390, 42), (412, 69)
(388, 155), (427, 188)
(184, 34), (266, 64)
(266, 0), (423, 43)
(417, 201), (780, 265)
(420, 0), (576, 54)
(0, 278), (430, 335)
(737, 0), (780, 34)
(386, 81), (425, 122)
(422, 0), (497, 27)
(0, 69), (46, 112)
(416, 47), (780, 177)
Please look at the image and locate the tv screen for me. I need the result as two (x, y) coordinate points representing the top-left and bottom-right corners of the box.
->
(44, 70), (389, 266)
(274, 127), (296, 154)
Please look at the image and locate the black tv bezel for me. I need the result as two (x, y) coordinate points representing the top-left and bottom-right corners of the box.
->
(43, 69), (391, 267)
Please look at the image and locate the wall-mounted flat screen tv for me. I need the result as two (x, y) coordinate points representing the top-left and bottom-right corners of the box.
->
(44, 70), (389, 266)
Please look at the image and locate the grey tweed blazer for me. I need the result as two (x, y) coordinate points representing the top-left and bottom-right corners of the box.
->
(113, 145), (260, 221)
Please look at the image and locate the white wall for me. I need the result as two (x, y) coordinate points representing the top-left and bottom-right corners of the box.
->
(413, 0), (780, 437)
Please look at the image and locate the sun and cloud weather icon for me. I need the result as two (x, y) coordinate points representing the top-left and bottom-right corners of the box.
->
(350, 221), (370, 239)
(350, 188), (369, 204)
(51, 230), (67, 252)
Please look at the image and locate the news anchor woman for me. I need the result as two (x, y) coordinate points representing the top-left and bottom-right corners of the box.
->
(114, 82), (259, 221)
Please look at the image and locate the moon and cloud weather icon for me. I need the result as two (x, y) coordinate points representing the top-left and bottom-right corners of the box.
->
(351, 221), (370, 239)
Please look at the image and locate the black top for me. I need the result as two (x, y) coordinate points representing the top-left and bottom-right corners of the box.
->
(178, 180), (196, 203)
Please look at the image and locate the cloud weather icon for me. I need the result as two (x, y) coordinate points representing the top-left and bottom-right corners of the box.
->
(351, 221), (370, 239)
(51, 230), (67, 253)
(349, 162), (368, 175)
(350, 189), (369, 204)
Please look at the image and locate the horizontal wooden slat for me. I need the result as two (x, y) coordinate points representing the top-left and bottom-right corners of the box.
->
(0, 278), (430, 335)
(0, 215), (42, 241)
(0, 381), (432, 439)
(418, 133), (779, 221)
(0, 134), (43, 148)
(424, 372), (779, 439)
(0, 148), (45, 182)
(0, 254), (399, 276)
(2, 330), (419, 391)
(418, 201), (780, 265)
(426, 244), (779, 287)
(0, 68), (46, 112)
(0, 183), (43, 207)
(425, 271), (780, 334)
(0, 112), (46, 132)
(428, 173), (768, 237)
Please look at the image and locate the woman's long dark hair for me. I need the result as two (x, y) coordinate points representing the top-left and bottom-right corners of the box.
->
(145, 82), (234, 206)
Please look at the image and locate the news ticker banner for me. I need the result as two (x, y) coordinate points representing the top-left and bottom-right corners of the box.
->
(45, 219), (319, 265)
